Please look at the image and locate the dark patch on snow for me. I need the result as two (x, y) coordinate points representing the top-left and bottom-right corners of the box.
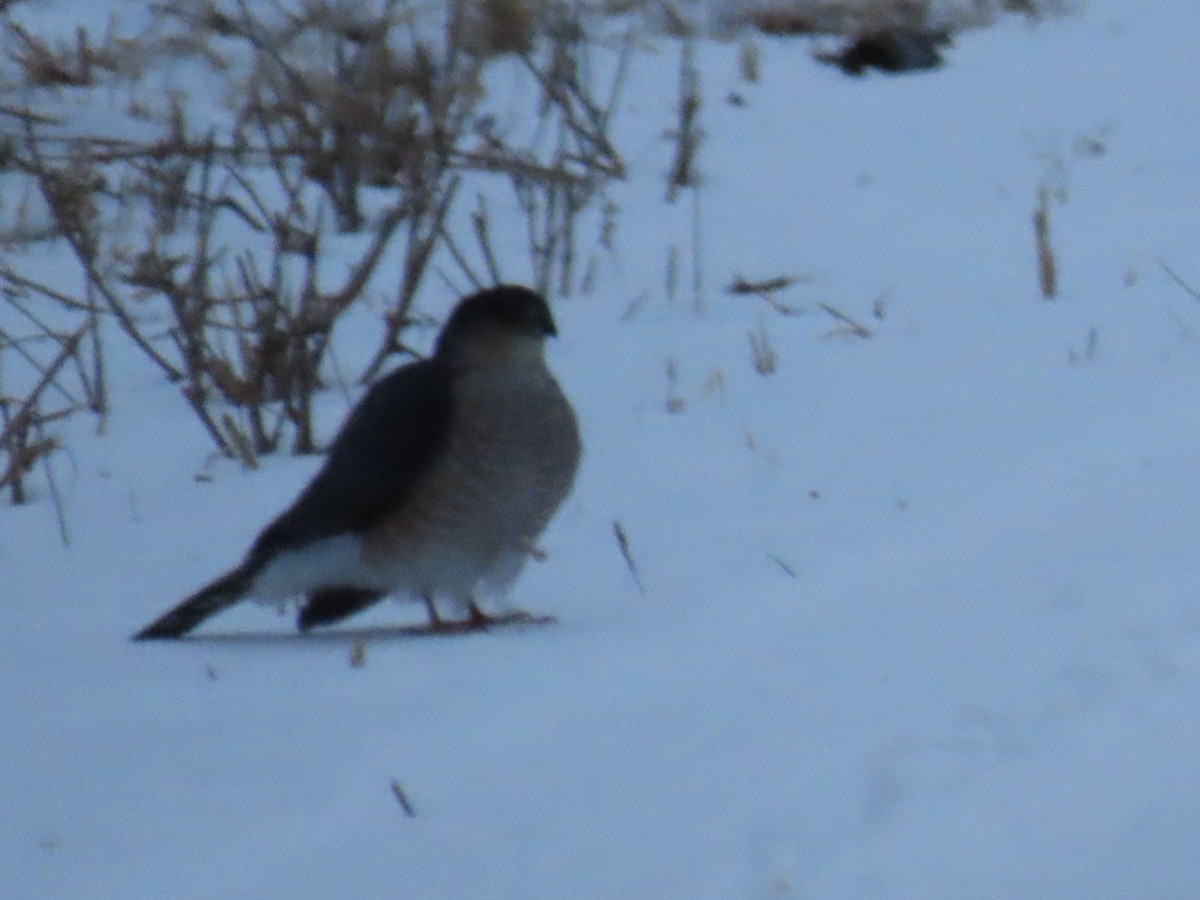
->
(817, 29), (951, 76)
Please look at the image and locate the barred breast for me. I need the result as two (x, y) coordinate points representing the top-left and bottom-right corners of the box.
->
(365, 357), (581, 601)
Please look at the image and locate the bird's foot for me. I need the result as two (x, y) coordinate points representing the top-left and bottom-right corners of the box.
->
(419, 605), (556, 633)
(469, 606), (556, 629)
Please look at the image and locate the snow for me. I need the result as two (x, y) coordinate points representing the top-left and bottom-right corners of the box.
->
(5, 1), (1200, 897)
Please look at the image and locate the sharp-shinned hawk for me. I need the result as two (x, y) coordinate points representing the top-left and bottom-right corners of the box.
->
(134, 285), (581, 639)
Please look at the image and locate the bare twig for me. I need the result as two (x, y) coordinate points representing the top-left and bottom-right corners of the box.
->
(0, 323), (88, 453)
(516, 47), (625, 181)
(0, 321), (87, 504)
(0, 313), (83, 408)
(1161, 262), (1200, 302)
(612, 520), (646, 594)
(727, 275), (801, 295)
(691, 188), (705, 313)
(436, 223), (485, 292)
(818, 301), (873, 338)
(748, 316), (778, 375)
(220, 412), (260, 470)
(728, 274), (803, 316)
(666, 38), (701, 202)
(665, 358), (685, 414)
(471, 194), (503, 285)
(82, 277), (107, 417)
(37, 420), (71, 545)
(389, 780), (417, 818)
(363, 174), (461, 380)
(1034, 185), (1057, 299)
(768, 553), (798, 578)
(0, 269), (97, 312)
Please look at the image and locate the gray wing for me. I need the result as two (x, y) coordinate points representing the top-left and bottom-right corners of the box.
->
(249, 357), (455, 565)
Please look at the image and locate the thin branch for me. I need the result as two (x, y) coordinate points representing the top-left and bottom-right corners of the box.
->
(728, 274), (804, 295)
(471, 194), (503, 285)
(1034, 184), (1057, 299)
(361, 174), (460, 381)
(60, 211), (185, 380)
(612, 520), (646, 594)
(0, 307), (85, 407)
(322, 200), (408, 314)
(436, 222), (484, 291)
(767, 553), (798, 579)
(220, 412), (260, 470)
(37, 420), (71, 546)
(728, 275), (804, 316)
(0, 268), (97, 311)
(818, 301), (873, 338)
(389, 780), (417, 818)
(0, 323), (88, 452)
(1161, 262), (1200, 302)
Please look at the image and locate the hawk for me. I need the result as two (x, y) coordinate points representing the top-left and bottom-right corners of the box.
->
(134, 285), (581, 639)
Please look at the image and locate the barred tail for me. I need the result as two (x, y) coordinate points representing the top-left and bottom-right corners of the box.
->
(133, 563), (256, 640)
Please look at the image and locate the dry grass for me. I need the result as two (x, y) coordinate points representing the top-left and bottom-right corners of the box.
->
(0, 0), (629, 472)
(748, 316), (778, 375)
(1067, 325), (1097, 365)
(1034, 184), (1057, 299)
(728, 274), (805, 316)
(665, 357), (685, 413)
(0, 0), (1077, 511)
(612, 520), (646, 594)
(0, 316), (91, 543)
(818, 301), (873, 338)
(666, 38), (701, 201)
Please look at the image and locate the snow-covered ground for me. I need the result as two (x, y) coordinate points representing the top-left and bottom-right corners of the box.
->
(5, 1), (1200, 897)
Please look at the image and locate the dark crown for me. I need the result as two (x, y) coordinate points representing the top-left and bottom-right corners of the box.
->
(436, 285), (557, 357)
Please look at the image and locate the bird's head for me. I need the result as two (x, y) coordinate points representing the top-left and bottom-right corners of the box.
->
(434, 285), (559, 366)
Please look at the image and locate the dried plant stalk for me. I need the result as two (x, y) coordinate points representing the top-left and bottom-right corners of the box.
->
(1035, 185), (1057, 299)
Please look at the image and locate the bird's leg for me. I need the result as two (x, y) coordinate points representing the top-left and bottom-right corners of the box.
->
(466, 600), (493, 628)
(421, 594), (443, 629)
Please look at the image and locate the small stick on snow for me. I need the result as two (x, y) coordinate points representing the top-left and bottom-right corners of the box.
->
(1034, 185), (1057, 299)
(390, 780), (416, 818)
(818, 302), (873, 338)
(727, 274), (803, 295)
(728, 274), (810, 316)
(219, 413), (259, 471)
(753, 290), (800, 317)
(1161, 262), (1200, 302)
(767, 553), (798, 579)
(612, 521), (646, 594)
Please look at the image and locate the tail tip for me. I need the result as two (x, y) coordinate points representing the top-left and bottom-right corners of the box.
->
(132, 616), (189, 641)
